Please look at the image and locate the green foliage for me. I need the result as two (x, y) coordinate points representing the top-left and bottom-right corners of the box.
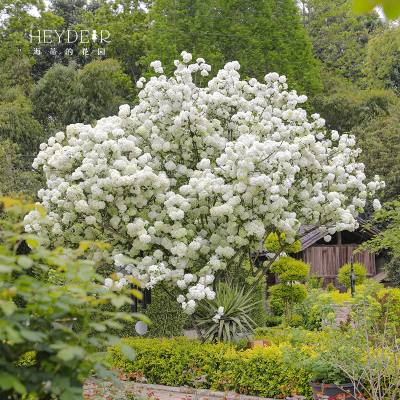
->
(377, 286), (400, 326)
(306, 271), (324, 290)
(0, 197), (145, 399)
(385, 256), (400, 288)
(87, 0), (148, 84)
(292, 289), (325, 330)
(281, 333), (358, 384)
(300, 0), (382, 80)
(0, 86), (45, 155)
(85, 264), (188, 339)
(264, 315), (283, 327)
(287, 314), (304, 327)
(352, 100), (400, 203)
(253, 326), (296, 345)
(264, 233), (301, 254)
(0, 56), (34, 96)
(326, 283), (335, 292)
(268, 256), (309, 321)
(195, 283), (259, 343)
(268, 284), (309, 316)
(311, 72), (397, 133)
(31, 62), (78, 132)
(145, 0), (322, 97)
(270, 256), (310, 283)
(230, 257), (266, 327)
(358, 197), (400, 258)
(297, 291), (400, 397)
(363, 25), (400, 95)
(354, 0), (400, 20)
(65, 59), (134, 125)
(107, 336), (313, 398)
(337, 262), (367, 288)
(0, 140), (44, 200)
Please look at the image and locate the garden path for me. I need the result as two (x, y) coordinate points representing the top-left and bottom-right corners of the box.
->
(83, 381), (278, 400)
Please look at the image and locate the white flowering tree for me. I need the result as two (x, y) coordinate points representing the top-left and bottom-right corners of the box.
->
(24, 51), (384, 322)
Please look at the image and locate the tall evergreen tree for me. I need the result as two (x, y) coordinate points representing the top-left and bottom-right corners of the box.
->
(145, 0), (322, 96)
(363, 23), (400, 95)
(299, 0), (383, 81)
(85, 0), (149, 85)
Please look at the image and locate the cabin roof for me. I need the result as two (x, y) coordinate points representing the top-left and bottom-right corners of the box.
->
(257, 217), (380, 257)
(298, 217), (380, 251)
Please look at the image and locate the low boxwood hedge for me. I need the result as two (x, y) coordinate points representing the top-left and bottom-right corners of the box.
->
(106, 337), (313, 399)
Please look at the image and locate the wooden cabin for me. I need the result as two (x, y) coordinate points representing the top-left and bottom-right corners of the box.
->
(259, 217), (384, 294)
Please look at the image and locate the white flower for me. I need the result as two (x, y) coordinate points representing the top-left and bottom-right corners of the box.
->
(25, 52), (384, 315)
(373, 199), (381, 212)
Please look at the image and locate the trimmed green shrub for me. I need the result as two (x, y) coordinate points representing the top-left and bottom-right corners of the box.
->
(107, 336), (313, 399)
(253, 326), (297, 345)
(264, 315), (283, 327)
(268, 257), (309, 321)
(338, 262), (367, 287)
(268, 284), (308, 316)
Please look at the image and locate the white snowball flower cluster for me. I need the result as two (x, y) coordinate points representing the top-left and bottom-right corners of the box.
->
(25, 53), (384, 314)
(212, 306), (225, 323)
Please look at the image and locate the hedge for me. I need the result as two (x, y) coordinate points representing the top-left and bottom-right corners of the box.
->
(81, 264), (190, 339)
(106, 337), (313, 399)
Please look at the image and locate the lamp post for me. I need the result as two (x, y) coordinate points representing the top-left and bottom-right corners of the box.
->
(350, 257), (356, 298)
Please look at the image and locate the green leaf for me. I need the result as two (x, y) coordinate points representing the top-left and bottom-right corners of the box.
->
(131, 313), (151, 324)
(5, 326), (23, 343)
(26, 238), (40, 247)
(353, 0), (380, 13)
(19, 329), (46, 342)
(0, 264), (16, 273)
(0, 299), (16, 316)
(0, 254), (16, 263)
(104, 320), (123, 329)
(383, 1), (400, 18)
(76, 264), (93, 281)
(89, 322), (107, 332)
(118, 255), (139, 265)
(17, 255), (33, 268)
(78, 241), (92, 252)
(0, 372), (27, 394)
(57, 345), (85, 362)
(111, 295), (132, 309)
(120, 343), (136, 361)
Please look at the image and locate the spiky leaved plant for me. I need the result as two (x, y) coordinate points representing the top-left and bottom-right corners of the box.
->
(194, 283), (259, 343)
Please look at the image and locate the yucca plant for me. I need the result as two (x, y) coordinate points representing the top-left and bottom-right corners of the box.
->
(194, 283), (259, 343)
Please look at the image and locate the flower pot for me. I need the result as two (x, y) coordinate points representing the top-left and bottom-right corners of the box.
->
(310, 382), (359, 400)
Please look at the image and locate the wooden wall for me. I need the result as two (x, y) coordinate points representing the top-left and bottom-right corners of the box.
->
(297, 245), (376, 289)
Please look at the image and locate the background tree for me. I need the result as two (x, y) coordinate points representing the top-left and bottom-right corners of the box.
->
(64, 58), (133, 125)
(352, 100), (400, 203)
(0, 84), (45, 155)
(299, 0), (383, 81)
(84, 0), (149, 85)
(363, 24), (400, 95)
(31, 62), (78, 132)
(145, 0), (322, 96)
(310, 71), (397, 133)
